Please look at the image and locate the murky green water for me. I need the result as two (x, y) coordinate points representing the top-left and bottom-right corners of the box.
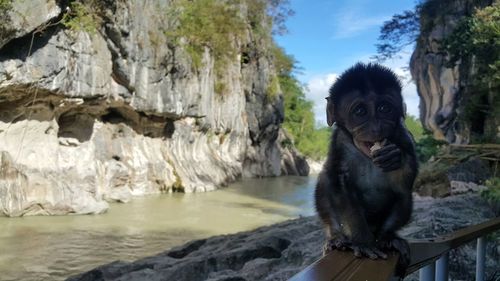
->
(0, 176), (317, 281)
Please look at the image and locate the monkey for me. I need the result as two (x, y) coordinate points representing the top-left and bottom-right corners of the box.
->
(314, 63), (418, 276)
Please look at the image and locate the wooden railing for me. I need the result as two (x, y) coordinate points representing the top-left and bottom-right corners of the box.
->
(289, 217), (500, 281)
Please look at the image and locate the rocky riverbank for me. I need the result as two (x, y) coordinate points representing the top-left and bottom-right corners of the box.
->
(68, 192), (499, 281)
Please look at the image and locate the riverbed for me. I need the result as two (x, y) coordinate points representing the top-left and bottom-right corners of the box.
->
(0, 176), (317, 281)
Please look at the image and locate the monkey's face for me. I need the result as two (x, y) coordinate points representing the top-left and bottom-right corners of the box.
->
(337, 90), (401, 157)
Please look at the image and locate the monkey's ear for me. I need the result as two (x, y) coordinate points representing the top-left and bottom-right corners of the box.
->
(326, 97), (335, 127)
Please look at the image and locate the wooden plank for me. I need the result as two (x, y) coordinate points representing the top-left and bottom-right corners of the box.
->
(289, 250), (357, 281)
(288, 250), (398, 281)
(337, 253), (399, 281)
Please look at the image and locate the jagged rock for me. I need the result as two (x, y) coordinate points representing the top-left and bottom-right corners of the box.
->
(447, 157), (492, 183)
(305, 159), (324, 175)
(67, 193), (499, 281)
(0, 150), (108, 216)
(0, 0), (61, 48)
(0, 1), (307, 216)
(415, 157), (493, 197)
(410, 0), (496, 143)
(278, 129), (309, 176)
(450, 181), (487, 195)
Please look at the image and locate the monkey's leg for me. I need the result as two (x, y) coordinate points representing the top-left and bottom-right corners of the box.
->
(319, 168), (387, 259)
(377, 192), (412, 276)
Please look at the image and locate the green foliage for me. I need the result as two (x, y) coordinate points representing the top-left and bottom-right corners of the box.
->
(214, 81), (227, 96)
(266, 0), (294, 35)
(246, 0), (271, 40)
(481, 177), (500, 214)
(442, 3), (500, 140)
(246, 0), (293, 36)
(404, 115), (424, 141)
(294, 127), (331, 160)
(266, 75), (280, 99)
(271, 45), (296, 75)
(0, 0), (11, 12)
(415, 130), (447, 162)
(167, 0), (245, 73)
(62, 1), (101, 34)
(0, 0), (12, 38)
(443, 3), (500, 86)
(274, 47), (329, 160)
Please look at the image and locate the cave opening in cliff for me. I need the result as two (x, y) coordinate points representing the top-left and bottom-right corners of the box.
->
(163, 119), (175, 139)
(57, 113), (94, 142)
(468, 93), (489, 140)
(101, 108), (128, 124)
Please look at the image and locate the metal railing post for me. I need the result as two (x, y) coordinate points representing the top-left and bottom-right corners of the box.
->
(419, 262), (436, 281)
(435, 253), (449, 281)
(476, 236), (486, 281)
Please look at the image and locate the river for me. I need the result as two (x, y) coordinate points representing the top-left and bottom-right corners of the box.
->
(0, 176), (317, 281)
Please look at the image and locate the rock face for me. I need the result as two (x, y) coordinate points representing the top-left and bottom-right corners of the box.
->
(410, 0), (496, 143)
(67, 193), (499, 281)
(415, 157), (492, 197)
(0, 1), (308, 216)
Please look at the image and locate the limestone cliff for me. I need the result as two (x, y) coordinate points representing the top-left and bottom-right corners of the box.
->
(0, 0), (308, 216)
(410, 0), (497, 143)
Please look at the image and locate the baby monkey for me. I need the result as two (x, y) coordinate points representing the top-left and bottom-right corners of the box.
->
(315, 63), (418, 275)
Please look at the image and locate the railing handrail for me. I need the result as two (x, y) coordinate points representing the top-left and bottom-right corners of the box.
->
(406, 216), (500, 274)
(288, 217), (500, 281)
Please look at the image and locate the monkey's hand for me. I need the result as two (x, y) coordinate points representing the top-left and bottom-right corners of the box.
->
(378, 236), (410, 277)
(371, 142), (402, 172)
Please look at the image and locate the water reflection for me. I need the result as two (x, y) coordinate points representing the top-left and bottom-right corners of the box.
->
(0, 176), (317, 281)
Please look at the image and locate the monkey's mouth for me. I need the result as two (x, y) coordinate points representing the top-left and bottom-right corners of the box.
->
(354, 140), (385, 158)
(361, 141), (375, 157)
(353, 140), (374, 158)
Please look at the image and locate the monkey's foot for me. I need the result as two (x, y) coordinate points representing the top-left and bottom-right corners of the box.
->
(322, 238), (349, 255)
(323, 239), (387, 260)
(351, 244), (387, 260)
(378, 237), (410, 277)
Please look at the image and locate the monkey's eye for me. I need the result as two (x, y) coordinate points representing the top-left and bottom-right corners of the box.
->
(377, 103), (392, 114)
(352, 105), (367, 117)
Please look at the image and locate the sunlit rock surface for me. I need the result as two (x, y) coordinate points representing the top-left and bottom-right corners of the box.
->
(67, 193), (498, 281)
(0, 1), (308, 216)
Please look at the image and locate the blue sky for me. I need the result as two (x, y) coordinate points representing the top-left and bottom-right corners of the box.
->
(274, 0), (420, 125)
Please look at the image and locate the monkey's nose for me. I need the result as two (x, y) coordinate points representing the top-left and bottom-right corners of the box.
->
(370, 123), (382, 137)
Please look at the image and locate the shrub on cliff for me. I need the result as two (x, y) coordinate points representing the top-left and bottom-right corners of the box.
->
(441, 3), (500, 142)
(167, 0), (246, 71)
(481, 177), (500, 215)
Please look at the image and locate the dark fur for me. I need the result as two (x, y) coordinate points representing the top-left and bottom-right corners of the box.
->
(315, 63), (418, 276)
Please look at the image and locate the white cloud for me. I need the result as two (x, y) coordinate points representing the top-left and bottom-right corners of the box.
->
(305, 73), (338, 126)
(330, 0), (390, 39)
(304, 50), (421, 126)
(332, 13), (390, 39)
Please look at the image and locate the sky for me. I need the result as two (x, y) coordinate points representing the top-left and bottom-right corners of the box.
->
(274, 0), (420, 126)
